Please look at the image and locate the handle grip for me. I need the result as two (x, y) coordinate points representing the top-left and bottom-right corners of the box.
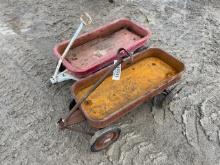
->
(80, 12), (92, 26)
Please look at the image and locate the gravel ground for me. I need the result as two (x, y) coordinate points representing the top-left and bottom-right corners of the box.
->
(0, 0), (220, 164)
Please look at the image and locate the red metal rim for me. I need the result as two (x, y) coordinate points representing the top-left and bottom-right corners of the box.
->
(93, 132), (119, 151)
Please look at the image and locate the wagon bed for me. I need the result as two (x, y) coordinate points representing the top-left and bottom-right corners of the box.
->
(71, 48), (185, 128)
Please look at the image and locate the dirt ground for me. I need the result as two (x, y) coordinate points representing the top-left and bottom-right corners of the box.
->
(0, 0), (220, 164)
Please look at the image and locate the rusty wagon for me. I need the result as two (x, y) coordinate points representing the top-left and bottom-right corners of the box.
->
(57, 47), (185, 151)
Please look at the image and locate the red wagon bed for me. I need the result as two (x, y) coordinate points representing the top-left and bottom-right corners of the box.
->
(53, 19), (151, 78)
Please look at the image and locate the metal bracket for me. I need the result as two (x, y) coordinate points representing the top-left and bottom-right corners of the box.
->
(50, 70), (79, 84)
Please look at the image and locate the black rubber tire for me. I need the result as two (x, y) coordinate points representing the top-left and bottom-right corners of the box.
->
(69, 99), (76, 111)
(90, 126), (121, 152)
(59, 63), (66, 72)
(109, 0), (114, 3)
(152, 90), (170, 107)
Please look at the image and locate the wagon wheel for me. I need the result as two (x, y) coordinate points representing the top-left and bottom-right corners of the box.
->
(90, 126), (121, 152)
(69, 99), (76, 111)
(58, 63), (66, 72)
(152, 84), (183, 107)
(152, 90), (170, 107)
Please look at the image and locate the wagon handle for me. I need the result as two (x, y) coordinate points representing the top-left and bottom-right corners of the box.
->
(80, 12), (92, 26)
(50, 13), (92, 84)
(117, 48), (133, 63)
(58, 48), (131, 129)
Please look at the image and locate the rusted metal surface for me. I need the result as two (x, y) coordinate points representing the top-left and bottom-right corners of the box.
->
(53, 18), (151, 78)
(71, 48), (185, 128)
(58, 109), (85, 129)
(77, 56), (176, 120)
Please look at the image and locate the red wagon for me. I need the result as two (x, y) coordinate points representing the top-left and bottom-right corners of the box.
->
(52, 19), (151, 82)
